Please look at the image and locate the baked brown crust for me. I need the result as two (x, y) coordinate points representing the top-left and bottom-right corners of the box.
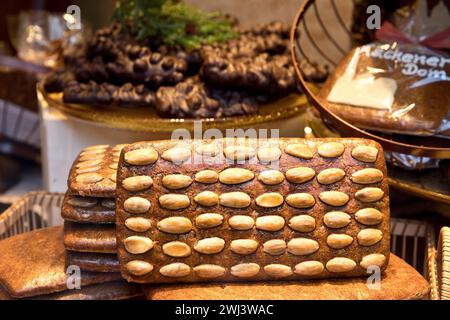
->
(0, 226), (121, 298)
(116, 138), (390, 283)
(65, 251), (120, 273)
(1, 281), (143, 300)
(63, 222), (117, 254)
(61, 192), (115, 224)
(67, 144), (127, 197)
(143, 254), (429, 300)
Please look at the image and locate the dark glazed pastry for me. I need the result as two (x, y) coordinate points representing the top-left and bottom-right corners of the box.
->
(66, 251), (120, 273)
(155, 77), (268, 118)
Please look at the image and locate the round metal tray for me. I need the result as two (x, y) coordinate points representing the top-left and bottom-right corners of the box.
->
(39, 83), (308, 133)
(290, 0), (450, 159)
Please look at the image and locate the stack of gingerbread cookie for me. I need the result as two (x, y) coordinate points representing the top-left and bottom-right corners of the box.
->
(61, 144), (125, 274)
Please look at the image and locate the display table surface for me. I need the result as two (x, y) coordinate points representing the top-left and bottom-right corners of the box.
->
(143, 254), (430, 300)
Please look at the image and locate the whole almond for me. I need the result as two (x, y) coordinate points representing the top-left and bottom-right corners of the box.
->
(76, 165), (101, 174)
(355, 188), (384, 202)
(357, 229), (383, 246)
(193, 264), (226, 278)
(223, 145), (256, 161)
(285, 167), (316, 184)
(355, 208), (383, 225)
(76, 172), (103, 184)
(112, 144), (128, 152)
(195, 170), (218, 184)
(75, 159), (102, 168)
(286, 193), (315, 208)
(230, 239), (258, 255)
(258, 170), (285, 185)
(195, 213), (223, 229)
(288, 215), (316, 232)
(294, 261), (324, 276)
(264, 264), (293, 278)
(351, 146), (378, 163)
(67, 196), (97, 208)
(159, 263), (191, 277)
(228, 215), (255, 230)
(122, 176), (154, 192)
(231, 263), (260, 278)
(109, 172), (117, 183)
(124, 236), (154, 254)
(79, 153), (104, 162)
(323, 211), (351, 228)
(124, 148), (158, 165)
(161, 147), (191, 164)
(194, 191), (219, 207)
(157, 217), (192, 234)
(195, 143), (220, 157)
(263, 239), (287, 255)
(80, 147), (107, 156)
(255, 193), (284, 208)
(318, 142), (345, 158)
(219, 192), (251, 208)
(360, 253), (386, 269)
(109, 163), (118, 170)
(83, 144), (109, 151)
(257, 147), (282, 163)
(326, 234), (353, 249)
(126, 260), (153, 276)
(125, 217), (152, 232)
(124, 197), (151, 214)
(351, 168), (384, 185)
(162, 241), (192, 258)
(256, 215), (285, 232)
(319, 191), (349, 206)
(219, 168), (254, 185)
(159, 194), (190, 210)
(317, 168), (345, 185)
(162, 174), (192, 190)
(326, 257), (356, 273)
(194, 237), (225, 254)
(287, 238), (319, 255)
(285, 143), (313, 159)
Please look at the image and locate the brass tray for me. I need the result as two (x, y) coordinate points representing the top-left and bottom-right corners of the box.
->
(39, 83), (308, 133)
(290, 0), (450, 159)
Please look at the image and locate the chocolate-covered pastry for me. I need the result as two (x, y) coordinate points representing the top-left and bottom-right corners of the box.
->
(201, 53), (296, 95)
(66, 251), (120, 273)
(300, 59), (329, 83)
(240, 21), (290, 39)
(63, 80), (155, 107)
(201, 33), (288, 61)
(43, 69), (75, 93)
(155, 77), (268, 118)
(116, 138), (390, 284)
(63, 222), (117, 254)
(105, 50), (187, 87)
(0, 226), (121, 298)
(61, 193), (115, 224)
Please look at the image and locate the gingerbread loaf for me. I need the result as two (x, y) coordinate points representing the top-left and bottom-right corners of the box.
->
(115, 138), (390, 283)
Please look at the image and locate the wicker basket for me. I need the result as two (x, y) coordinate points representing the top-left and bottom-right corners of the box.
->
(0, 191), (442, 299)
(438, 227), (450, 300)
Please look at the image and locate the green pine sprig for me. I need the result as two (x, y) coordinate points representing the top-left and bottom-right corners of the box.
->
(113, 0), (238, 50)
